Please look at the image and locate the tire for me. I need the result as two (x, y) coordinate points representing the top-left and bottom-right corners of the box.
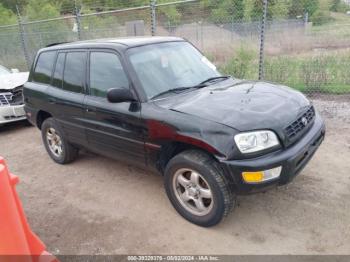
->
(41, 117), (78, 164)
(164, 150), (235, 227)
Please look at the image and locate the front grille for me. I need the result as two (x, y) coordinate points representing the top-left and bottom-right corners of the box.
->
(10, 89), (23, 105)
(0, 89), (23, 106)
(285, 106), (315, 141)
(0, 92), (12, 106)
(4, 115), (23, 120)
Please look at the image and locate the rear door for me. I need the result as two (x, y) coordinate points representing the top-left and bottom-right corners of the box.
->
(83, 50), (146, 166)
(24, 50), (57, 115)
(46, 50), (87, 146)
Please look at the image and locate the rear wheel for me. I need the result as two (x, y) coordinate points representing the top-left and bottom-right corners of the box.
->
(164, 150), (235, 227)
(41, 118), (78, 164)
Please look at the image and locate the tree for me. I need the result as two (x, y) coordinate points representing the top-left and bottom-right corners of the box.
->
(24, 0), (72, 51)
(288, 0), (319, 18)
(201, 0), (246, 23)
(0, 0), (27, 13)
(55, 0), (74, 14)
(250, 0), (277, 21)
(26, 0), (61, 20)
(0, 3), (16, 25)
(269, 0), (291, 19)
(330, 0), (349, 12)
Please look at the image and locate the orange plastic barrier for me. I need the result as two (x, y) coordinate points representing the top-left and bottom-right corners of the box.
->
(0, 157), (57, 262)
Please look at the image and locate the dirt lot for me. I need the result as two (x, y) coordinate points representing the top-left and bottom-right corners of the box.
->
(0, 98), (349, 255)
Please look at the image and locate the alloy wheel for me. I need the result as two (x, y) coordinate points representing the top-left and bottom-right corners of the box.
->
(172, 168), (214, 216)
(46, 127), (63, 157)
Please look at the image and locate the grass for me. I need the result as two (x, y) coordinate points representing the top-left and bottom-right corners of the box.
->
(292, 83), (350, 94)
(207, 8), (350, 95)
(264, 53), (350, 94)
(218, 49), (350, 94)
(214, 9), (350, 95)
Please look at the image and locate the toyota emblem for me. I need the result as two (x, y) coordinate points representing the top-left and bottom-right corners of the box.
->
(301, 117), (308, 126)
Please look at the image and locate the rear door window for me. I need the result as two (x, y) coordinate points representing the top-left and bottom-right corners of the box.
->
(52, 53), (65, 89)
(33, 51), (56, 84)
(62, 52), (86, 93)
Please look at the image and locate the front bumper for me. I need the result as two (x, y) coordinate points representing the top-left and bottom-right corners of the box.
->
(0, 104), (26, 125)
(221, 113), (326, 194)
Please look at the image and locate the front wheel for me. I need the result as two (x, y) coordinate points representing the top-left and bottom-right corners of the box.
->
(164, 150), (235, 227)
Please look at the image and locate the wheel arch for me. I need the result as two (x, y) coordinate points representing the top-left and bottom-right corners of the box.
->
(156, 141), (220, 174)
(36, 110), (52, 130)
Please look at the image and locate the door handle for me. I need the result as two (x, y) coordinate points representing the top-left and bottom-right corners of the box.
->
(48, 98), (56, 104)
(86, 107), (96, 113)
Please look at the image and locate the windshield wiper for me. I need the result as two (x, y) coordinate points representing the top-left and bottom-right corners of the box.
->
(150, 76), (231, 100)
(151, 81), (211, 99)
(199, 75), (232, 85)
(151, 86), (195, 100)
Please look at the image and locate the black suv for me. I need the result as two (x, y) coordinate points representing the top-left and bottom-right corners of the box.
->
(24, 37), (325, 227)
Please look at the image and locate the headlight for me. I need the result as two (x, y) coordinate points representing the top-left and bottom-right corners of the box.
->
(234, 130), (279, 153)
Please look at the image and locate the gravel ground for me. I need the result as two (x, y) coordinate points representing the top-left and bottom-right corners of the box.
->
(0, 97), (349, 255)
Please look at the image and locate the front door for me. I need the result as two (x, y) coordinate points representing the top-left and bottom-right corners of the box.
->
(83, 50), (146, 166)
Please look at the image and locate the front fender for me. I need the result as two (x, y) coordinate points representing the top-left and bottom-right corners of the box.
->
(145, 117), (237, 159)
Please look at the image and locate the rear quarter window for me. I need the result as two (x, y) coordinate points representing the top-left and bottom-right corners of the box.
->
(32, 51), (56, 84)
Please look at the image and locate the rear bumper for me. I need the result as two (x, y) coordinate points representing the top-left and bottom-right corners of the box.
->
(221, 113), (326, 194)
(0, 104), (26, 125)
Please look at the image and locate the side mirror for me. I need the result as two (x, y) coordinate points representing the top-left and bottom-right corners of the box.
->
(107, 88), (135, 103)
(11, 68), (20, 73)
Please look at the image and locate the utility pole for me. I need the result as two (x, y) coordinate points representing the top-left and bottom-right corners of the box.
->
(74, 0), (82, 40)
(258, 0), (268, 80)
(16, 5), (30, 70)
(150, 0), (157, 36)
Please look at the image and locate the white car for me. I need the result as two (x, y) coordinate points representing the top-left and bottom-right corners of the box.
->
(0, 65), (29, 125)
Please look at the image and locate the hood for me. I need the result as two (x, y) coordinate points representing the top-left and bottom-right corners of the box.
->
(154, 79), (311, 132)
(0, 72), (29, 90)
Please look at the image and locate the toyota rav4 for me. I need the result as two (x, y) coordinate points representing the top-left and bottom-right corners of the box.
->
(24, 37), (325, 227)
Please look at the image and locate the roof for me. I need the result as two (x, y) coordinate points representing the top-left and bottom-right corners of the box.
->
(104, 36), (184, 46)
(44, 36), (184, 50)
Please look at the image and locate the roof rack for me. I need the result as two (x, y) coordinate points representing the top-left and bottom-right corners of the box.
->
(45, 42), (69, 47)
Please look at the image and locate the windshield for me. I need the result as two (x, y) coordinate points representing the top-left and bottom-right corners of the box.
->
(128, 41), (220, 99)
(0, 65), (11, 76)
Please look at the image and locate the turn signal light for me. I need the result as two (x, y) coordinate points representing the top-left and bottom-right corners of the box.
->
(242, 166), (282, 184)
(242, 171), (264, 183)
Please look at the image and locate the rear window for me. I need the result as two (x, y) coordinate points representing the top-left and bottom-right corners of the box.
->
(32, 51), (56, 84)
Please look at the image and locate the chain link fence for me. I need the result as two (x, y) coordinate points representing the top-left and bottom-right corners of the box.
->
(0, 0), (349, 97)
(22, 16), (80, 65)
(263, 0), (350, 96)
(0, 24), (27, 70)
